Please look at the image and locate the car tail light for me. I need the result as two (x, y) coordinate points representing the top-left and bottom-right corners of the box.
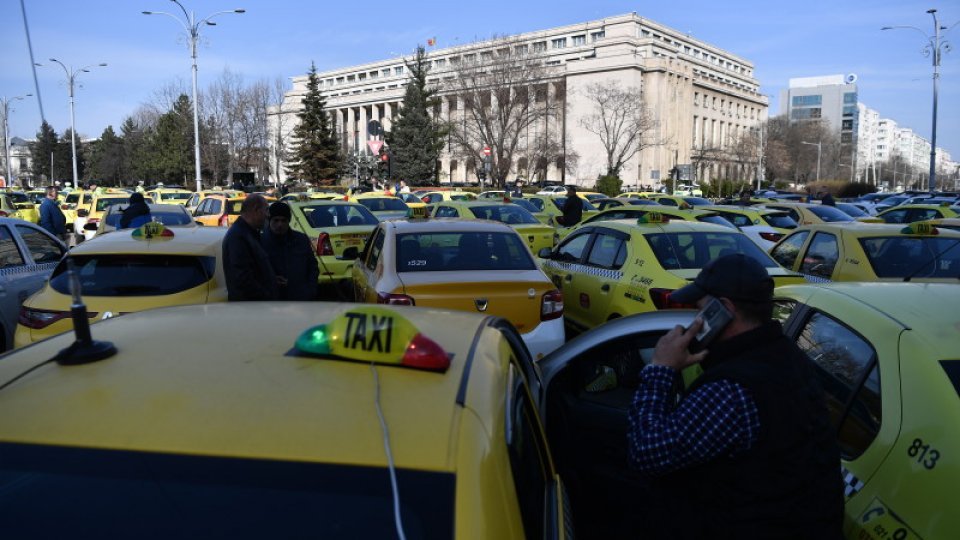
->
(0, 210), (7, 217)
(649, 288), (697, 309)
(84, 218), (100, 230)
(377, 291), (415, 306)
(541, 289), (564, 321)
(18, 307), (71, 329)
(421, 196), (430, 204)
(759, 232), (784, 243)
(315, 232), (334, 256)
(218, 214), (230, 227)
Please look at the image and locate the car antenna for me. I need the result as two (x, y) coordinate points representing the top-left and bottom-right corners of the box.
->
(50, 257), (117, 365)
(904, 237), (960, 282)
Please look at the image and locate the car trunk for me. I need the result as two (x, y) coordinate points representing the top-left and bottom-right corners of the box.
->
(397, 270), (552, 333)
(667, 267), (804, 288)
(513, 223), (556, 252)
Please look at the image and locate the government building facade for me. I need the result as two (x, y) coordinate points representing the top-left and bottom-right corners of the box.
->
(269, 12), (768, 188)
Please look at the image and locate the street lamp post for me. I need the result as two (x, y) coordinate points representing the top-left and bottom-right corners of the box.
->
(801, 140), (822, 183)
(883, 9), (957, 192)
(144, 1), (245, 193)
(2, 94), (32, 186)
(37, 60), (106, 188)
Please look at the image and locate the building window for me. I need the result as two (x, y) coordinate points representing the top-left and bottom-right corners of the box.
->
(463, 54), (476, 63)
(369, 71), (378, 79)
(481, 51), (493, 61)
(791, 108), (822, 120)
(572, 35), (586, 46)
(792, 95), (823, 107)
(347, 75), (355, 82)
(551, 38), (567, 49)
(394, 66), (404, 76)
(532, 41), (547, 53)
(515, 44), (529, 55)
(435, 58), (445, 68)
(382, 69), (391, 77)
(844, 92), (857, 104)
(843, 105), (857, 116)
(591, 30), (605, 42)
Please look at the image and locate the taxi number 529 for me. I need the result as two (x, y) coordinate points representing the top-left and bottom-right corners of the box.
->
(907, 438), (940, 470)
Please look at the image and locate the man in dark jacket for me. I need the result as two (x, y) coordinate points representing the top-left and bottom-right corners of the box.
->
(222, 194), (278, 301)
(119, 192), (151, 228)
(555, 185), (582, 226)
(39, 186), (67, 239)
(627, 254), (843, 539)
(261, 201), (318, 301)
(821, 191), (837, 206)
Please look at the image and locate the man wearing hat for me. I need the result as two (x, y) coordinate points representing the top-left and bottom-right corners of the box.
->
(626, 254), (843, 538)
(261, 201), (318, 301)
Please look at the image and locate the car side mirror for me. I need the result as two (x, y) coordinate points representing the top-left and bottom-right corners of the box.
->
(537, 247), (553, 259)
(340, 246), (359, 260)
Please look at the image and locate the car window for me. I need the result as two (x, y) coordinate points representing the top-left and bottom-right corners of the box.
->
(433, 206), (458, 218)
(96, 198), (128, 211)
(796, 311), (880, 459)
(226, 201), (243, 215)
(470, 205), (539, 225)
(105, 210), (193, 229)
(365, 228), (385, 271)
(49, 255), (215, 296)
(645, 232), (779, 270)
(358, 198), (407, 212)
(212, 199), (225, 215)
(195, 199), (210, 215)
(510, 198), (539, 213)
(683, 197), (711, 206)
(506, 361), (550, 540)
(656, 198), (678, 206)
(880, 209), (908, 224)
(398, 232), (535, 271)
(859, 237), (960, 278)
(527, 198), (545, 212)
(0, 225), (26, 267)
(771, 231), (810, 268)
(771, 299), (799, 326)
(586, 232), (627, 269)
(808, 206), (853, 223)
(696, 214), (738, 229)
(718, 212), (752, 228)
(911, 208), (941, 222)
(15, 225), (64, 264)
(762, 213), (799, 229)
(799, 232), (839, 278)
(556, 232), (591, 262)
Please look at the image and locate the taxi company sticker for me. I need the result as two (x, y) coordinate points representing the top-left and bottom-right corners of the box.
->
(857, 498), (919, 540)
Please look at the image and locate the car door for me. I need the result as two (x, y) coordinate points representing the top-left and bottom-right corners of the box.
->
(0, 224), (38, 349)
(770, 230), (812, 271)
(541, 230), (594, 328)
(798, 232), (840, 281)
(577, 229), (629, 327)
(354, 227), (386, 302)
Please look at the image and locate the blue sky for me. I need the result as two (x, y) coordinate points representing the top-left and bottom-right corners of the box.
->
(2, 0), (958, 156)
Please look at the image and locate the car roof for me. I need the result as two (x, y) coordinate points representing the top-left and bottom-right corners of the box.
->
(796, 222), (960, 237)
(587, 219), (735, 234)
(103, 203), (187, 214)
(384, 218), (516, 234)
(706, 204), (785, 216)
(67, 225), (227, 254)
(0, 303), (488, 472)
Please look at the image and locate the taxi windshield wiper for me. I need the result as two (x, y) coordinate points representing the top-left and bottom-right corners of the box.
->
(904, 238), (960, 282)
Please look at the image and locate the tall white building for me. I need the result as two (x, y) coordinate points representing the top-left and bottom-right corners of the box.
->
(270, 12), (769, 187)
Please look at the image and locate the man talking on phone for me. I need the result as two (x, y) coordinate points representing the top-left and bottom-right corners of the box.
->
(626, 253), (843, 539)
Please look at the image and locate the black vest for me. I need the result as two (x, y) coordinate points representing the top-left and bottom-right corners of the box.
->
(651, 322), (844, 539)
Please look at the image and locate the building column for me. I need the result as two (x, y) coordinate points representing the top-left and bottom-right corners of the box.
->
(335, 109), (346, 153)
(359, 105), (369, 154)
(383, 102), (393, 133)
(346, 108), (356, 155)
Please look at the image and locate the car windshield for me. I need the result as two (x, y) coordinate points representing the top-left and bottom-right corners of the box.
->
(628, 199), (659, 206)
(65, 193), (82, 204)
(103, 209), (193, 229)
(881, 195), (910, 206)
(9, 193), (30, 203)
(397, 231), (536, 272)
(0, 445), (454, 540)
(50, 254), (216, 296)
(645, 232), (780, 270)
(301, 204), (378, 228)
(509, 198), (539, 212)
(683, 197), (711, 206)
(160, 192), (192, 200)
(552, 196), (597, 211)
(762, 213), (800, 228)
(835, 203), (868, 217)
(469, 205), (539, 224)
(96, 198), (129, 211)
(697, 214), (739, 229)
(357, 198), (408, 212)
(859, 237), (960, 278)
(807, 205), (853, 222)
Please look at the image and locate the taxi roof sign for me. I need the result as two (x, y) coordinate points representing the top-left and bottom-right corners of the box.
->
(901, 222), (939, 236)
(131, 221), (174, 240)
(637, 212), (669, 224)
(294, 306), (450, 372)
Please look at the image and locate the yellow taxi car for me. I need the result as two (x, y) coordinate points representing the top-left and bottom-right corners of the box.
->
(522, 195), (599, 226)
(430, 200), (556, 254)
(704, 204), (799, 250)
(759, 201), (855, 226)
(919, 217), (960, 232)
(772, 282), (960, 540)
(646, 194), (712, 207)
(872, 203), (960, 225)
(396, 192), (428, 214)
(285, 200), (379, 293)
(538, 217), (803, 332)
(349, 192), (417, 220)
(146, 188), (193, 206)
(4, 191), (40, 223)
(94, 203), (197, 236)
(620, 191), (660, 199)
(347, 218), (565, 359)
(192, 195), (272, 227)
(0, 302), (573, 539)
(14, 223), (227, 347)
(76, 193), (144, 240)
(185, 189), (244, 214)
(0, 192), (22, 220)
(557, 204), (738, 241)
(769, 221), (960, 283)
(418, 190), (478, 204)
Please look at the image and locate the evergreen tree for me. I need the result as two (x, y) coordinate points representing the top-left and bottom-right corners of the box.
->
(120, 117), (149, 183)
(387, 46), (447, 184)
(147, 94), (194, 184)
(89, 126), (124, 186)
(30, 121), (58, 183)
(286, 62), (341, 184)
(57, 129), (82, 185)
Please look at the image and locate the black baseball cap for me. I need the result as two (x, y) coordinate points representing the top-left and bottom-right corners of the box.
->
(670, 253), (774, 304)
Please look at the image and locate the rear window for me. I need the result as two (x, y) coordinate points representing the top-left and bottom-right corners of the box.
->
(9, 193), (30, 204)
(397, 232), (535, 272)
(645, 232), (779, 270)
(160, 192), (192, 200)
(859, 237), (960, 278)
(836, 204), (868, 218)
(50, 255), (216, 296)
(809, 206), (854, 223)
(96, 198), (129, 211)
(65, 193), (81, 204)
(697, 214), (739, 229)
(0, 443), (454, 540)
(551, 196), (597, 211)
(762, 213), (799, 229)
(301, 204), (378, 228)
(104, 210), (193, 229)
(357, 198), (408, 212)
(683, 197), (711, 206)
(469, 205), (539, 224)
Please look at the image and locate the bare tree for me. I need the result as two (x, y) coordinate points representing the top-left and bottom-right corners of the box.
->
(579, 81), (667, 178)
(268, 77), (291, 185)
(445, 37), (565, 187)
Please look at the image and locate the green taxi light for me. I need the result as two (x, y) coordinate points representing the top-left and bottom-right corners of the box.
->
(294, 306), (450, 372)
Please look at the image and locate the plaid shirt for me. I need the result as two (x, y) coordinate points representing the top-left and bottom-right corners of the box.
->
(628, 364), (760, 476)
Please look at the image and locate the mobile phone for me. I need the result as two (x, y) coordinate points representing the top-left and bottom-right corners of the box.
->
(688, 297), (733, 353)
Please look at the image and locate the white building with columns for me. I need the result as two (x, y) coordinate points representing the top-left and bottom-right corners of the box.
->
(269, 12), (768, 188)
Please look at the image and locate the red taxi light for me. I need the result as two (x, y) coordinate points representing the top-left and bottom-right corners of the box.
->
(541, 290), (564, 321)
(0, 210), (7, 217)
(315, 232), (334, 256)
(377, 292), (415, 306)
(18, 307), (71, 329)
(759, 232), (784, 243)
(401, 333), (450, 372)
(649, 288), (697, 310)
